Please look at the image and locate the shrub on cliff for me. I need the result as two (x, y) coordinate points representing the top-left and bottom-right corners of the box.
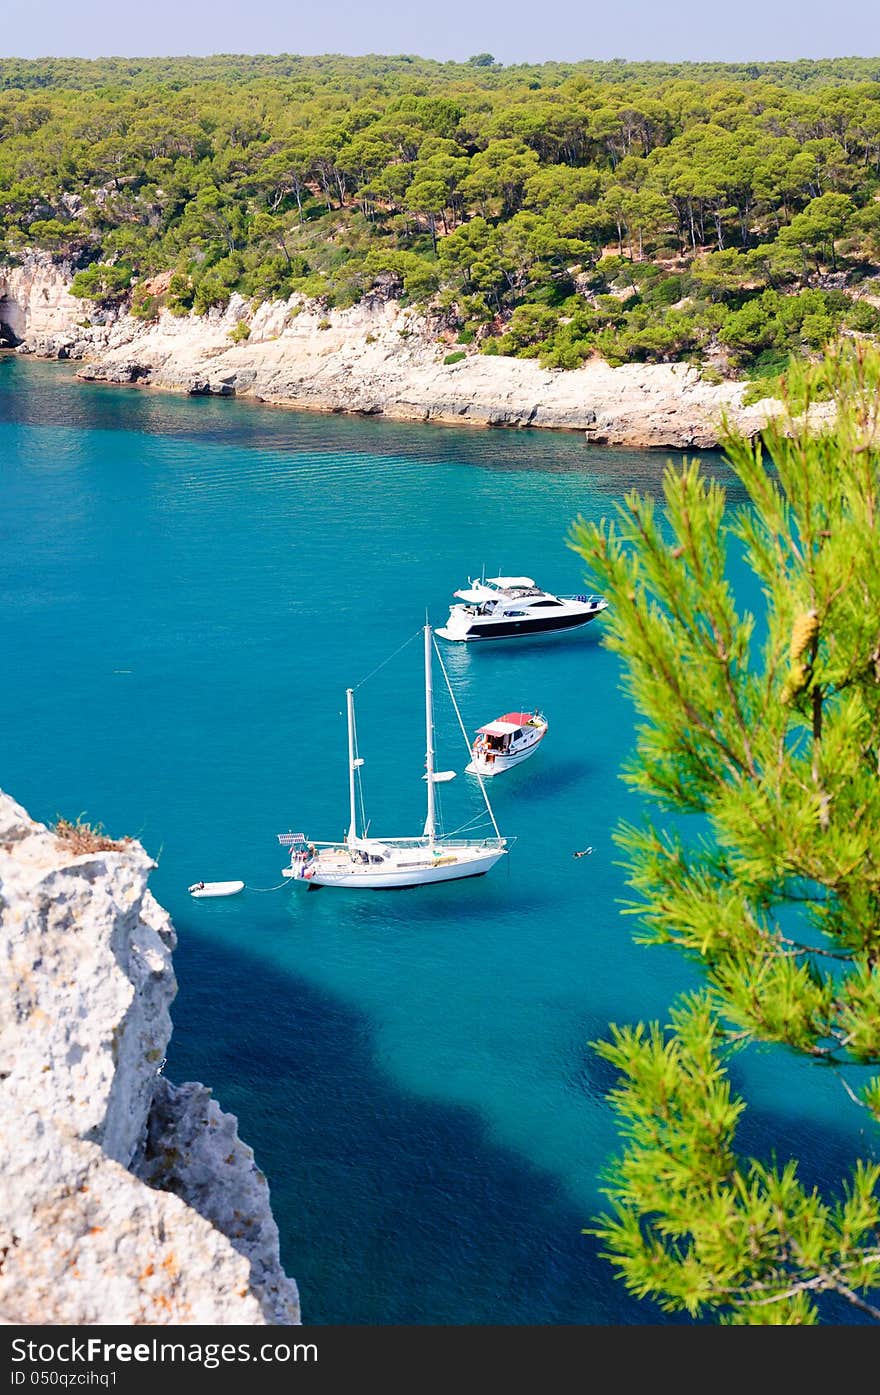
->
(129, 286), (160, 321)
(166, 273), (195, 316)
(364, 249), (439, 303)
(54, 815), (132, 853)
(70, 262), (133, 303)
(24, 218), (84, 252)
(192, 274), (231, 315)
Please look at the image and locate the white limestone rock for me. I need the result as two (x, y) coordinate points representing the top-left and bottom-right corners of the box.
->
(0, 796), (173, 1166)
(0, 253), (117, 356)
(3, 1126), (276, 1325)
(71, 294), (781, 446)
(0, 791), (299, 1325)
(136, 1079), (298, 1325)
(0, 253), (780, 447)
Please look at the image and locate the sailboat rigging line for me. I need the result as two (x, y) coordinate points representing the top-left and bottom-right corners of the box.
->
(354, 628), (423, 690)
(432, 635), (503, 843)
(444, 809), (494, 838)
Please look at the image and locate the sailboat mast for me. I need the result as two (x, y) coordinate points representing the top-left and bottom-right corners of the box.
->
(432, 634), (504, 843)
(346, 687), (357, 845)
(423, 624), (436, 842)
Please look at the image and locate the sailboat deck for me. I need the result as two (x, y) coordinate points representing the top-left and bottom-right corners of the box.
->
(310, 836), (506, 850)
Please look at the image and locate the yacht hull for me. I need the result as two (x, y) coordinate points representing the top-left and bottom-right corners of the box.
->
(437, 609), (601, 642)
(465, 738), (544, 776)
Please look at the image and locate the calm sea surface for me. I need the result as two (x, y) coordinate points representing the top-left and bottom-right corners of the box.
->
(1, 355), (872, 1324)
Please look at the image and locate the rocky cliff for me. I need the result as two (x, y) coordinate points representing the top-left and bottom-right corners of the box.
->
(0, 791), (299, 1325)
(0, 256), (117, 356)
(1, 253), (778, 448)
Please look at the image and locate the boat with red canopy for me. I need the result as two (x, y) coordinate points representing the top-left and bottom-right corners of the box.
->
(465, 710), (548, 777)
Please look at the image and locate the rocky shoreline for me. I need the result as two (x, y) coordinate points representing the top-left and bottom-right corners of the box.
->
(0, 791), (299, 1325)
(0, 255), (779, 449)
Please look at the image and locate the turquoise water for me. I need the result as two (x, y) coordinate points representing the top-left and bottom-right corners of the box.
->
(2, 356), (873, 1324)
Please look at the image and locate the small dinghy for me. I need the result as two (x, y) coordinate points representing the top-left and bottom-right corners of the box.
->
(465, 711), (548, 777)
(188, 880), (245, 898)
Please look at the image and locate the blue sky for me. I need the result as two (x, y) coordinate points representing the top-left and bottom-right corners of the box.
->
(1, 0), (879, 63)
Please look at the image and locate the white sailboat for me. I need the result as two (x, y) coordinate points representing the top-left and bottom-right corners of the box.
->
(279, 626), (508, 889)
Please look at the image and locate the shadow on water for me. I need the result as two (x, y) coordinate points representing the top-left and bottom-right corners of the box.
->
(565, 1031), (624, 1106)
(503, 757), (595, 801)
(169, 926), (880, 1325)
(167, 923), (685, 1326)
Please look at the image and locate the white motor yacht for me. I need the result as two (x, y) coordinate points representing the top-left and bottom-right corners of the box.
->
(435, 576), (607, 642)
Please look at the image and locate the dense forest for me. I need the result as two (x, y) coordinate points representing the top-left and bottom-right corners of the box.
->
(3, 53), (880, 379)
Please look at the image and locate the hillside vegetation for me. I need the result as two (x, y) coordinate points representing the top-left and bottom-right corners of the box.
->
(3, 53), (880, 380)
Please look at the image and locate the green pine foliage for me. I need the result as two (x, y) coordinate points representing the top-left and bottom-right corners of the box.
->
(68, 262), (132, 301)
(2, 55), (880, 372)
(571, 343), (880, 1322)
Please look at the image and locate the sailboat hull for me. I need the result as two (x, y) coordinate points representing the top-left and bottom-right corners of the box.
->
(288, 845), (506, 889)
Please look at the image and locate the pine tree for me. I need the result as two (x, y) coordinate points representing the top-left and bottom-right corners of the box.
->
(571, 344), (880, 1323)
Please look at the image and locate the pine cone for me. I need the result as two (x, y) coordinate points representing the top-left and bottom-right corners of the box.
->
(781, 660), (809, 705)
(789, 610), (819, 663)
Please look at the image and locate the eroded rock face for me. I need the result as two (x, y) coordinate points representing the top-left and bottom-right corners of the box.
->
(0, 255), (117, 358)
(71, 292), (779, 448)
(3, 1127), (283, 1325)
(138, 1080), (296, 1325)
(0, 792), (299, 1325)
(0, 253), (779, 448)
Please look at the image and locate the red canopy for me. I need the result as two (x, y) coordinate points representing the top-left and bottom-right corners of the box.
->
(476, 712), (537, 736)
